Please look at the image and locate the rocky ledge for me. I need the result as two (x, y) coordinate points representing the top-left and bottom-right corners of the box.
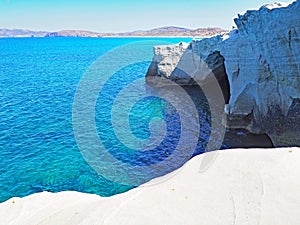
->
(146, 1), (300, 147)
(1, 148), (300, 225)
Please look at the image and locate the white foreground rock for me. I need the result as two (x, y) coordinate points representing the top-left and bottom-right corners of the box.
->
(1, 148), (300, 225)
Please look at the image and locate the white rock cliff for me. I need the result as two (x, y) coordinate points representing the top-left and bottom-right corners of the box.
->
(146, 0), (300, 146)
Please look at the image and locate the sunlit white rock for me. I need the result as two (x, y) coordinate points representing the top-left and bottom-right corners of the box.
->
(146, 0), (300, 146)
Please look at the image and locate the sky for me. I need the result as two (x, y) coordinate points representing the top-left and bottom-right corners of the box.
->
(0, 0), (293, 32)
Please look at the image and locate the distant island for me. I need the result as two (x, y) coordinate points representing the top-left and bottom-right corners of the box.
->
(0, 26), (226, 38)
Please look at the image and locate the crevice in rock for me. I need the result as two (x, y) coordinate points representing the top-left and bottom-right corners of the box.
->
(288, 30), (292, 49)
(204, 51), (231, 104)
(232, 67), (240, 82)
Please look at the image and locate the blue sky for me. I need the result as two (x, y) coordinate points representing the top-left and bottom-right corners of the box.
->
(0, 0), (293, 32)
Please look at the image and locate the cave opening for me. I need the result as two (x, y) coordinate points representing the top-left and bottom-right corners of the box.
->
(205, 51), (231, 105)
(204, 51), (275, 148)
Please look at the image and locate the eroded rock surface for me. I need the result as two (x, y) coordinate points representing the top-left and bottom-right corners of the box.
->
(146, 1), (300, 146)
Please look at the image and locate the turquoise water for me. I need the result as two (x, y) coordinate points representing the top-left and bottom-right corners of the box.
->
(0, 37), (220, 202)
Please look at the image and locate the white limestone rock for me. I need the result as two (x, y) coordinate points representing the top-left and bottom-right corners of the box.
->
(146, 42), (189, 81)
(146, 0), (300, 146)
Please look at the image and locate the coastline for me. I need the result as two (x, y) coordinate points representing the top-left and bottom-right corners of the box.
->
(1, 1), (299, 224)
(0, 36), (199, 38)
(1, 147), (299, 225)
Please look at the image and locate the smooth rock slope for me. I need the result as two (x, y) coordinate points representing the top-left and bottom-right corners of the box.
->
(1, 148), (299, 225)
(146, 0), (300, 146)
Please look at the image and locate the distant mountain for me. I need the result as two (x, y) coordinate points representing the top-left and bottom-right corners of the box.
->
(0, 29), (48, 37)
(47, 26), (227, 38)
(0, 26), (227, 38)
(126, 26), (193, 36)
(119, 26), (226, 37)
(45, 30), (102, 37)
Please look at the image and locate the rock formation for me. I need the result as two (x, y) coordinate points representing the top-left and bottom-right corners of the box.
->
(146, 1), (300, 146)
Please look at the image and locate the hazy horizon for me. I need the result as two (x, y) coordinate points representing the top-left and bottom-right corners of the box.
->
(0, 26), (226, 33)
(0, 0), (293, 32)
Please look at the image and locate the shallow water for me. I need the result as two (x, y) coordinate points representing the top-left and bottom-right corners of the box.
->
(1, 37), (215, 202)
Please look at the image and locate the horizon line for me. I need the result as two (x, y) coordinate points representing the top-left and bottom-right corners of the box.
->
(0, 25), (228, 33)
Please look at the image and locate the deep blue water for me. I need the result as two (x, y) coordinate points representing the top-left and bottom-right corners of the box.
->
(0, 37), (220, 202)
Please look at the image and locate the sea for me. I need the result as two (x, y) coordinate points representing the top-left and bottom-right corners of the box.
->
(0, 37), (236, 203)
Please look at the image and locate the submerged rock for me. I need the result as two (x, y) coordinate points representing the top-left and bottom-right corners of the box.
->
(146, 0), (300, 146)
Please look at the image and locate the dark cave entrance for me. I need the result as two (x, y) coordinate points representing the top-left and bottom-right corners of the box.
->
(203, 51), (274, 148)
(204, 51), (230, 105)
